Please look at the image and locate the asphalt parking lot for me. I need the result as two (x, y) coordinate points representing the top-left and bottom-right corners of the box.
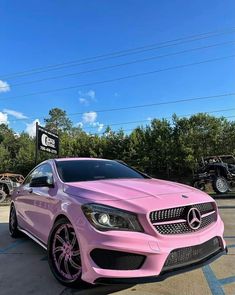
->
(0, 197), (235, 295)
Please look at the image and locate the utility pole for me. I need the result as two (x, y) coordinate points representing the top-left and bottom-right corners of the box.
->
(35, 122), (39, 165)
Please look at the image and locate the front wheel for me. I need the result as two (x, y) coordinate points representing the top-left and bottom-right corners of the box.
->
(48, 218), (85, 287)
(212, 176), (229, 194)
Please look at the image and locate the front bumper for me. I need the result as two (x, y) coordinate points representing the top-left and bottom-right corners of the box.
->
(76, 214), (226, 284)
(95, 247), (227, 284)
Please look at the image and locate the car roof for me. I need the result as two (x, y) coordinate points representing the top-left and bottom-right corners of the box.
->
(54, 157), (113, 162)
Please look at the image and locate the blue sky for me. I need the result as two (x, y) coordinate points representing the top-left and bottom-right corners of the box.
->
(0, 0), (235, 136)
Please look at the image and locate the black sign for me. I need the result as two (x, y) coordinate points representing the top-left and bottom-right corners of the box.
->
(36, 124), (59, 155)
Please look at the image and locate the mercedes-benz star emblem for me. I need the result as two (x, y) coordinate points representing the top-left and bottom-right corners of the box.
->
(187, 208), (202, 230)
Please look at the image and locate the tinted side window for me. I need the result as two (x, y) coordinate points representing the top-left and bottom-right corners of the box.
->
(39, 164), (54, 184)
(23, 163), (53, 186)
(23, 167), (42, 186)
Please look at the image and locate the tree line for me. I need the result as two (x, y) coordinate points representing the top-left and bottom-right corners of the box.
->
(0, 108), (235, 183)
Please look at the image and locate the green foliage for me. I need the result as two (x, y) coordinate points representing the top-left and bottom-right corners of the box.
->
(0, 109), (235, 180)
(44, 108), (72, 134)
(0, 145), (11, 171)
(15, 133), (35, 175)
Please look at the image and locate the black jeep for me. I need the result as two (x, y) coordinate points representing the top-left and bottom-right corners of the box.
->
(193, 155), (235, 194)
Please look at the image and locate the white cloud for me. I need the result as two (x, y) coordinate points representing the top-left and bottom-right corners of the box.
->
(92, 121), (104, 132)
(0, 80), (10, 93)
(79, 98), (89, 105)
(77, 122), (83, 128)
(86, 89), (95, 100)
(82, 111), (97, 124)
(25, 119), (40, 137)
(3, 109), (27, 119)
(97, 123), (104, 132)
(0, 112), (8, 124)
(78, 89), (96, 105)
(80, 111), (104, 132)
(147, 117), (152, 121)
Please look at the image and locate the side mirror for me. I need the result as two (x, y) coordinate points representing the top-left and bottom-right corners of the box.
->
(30, 176), (54, 188)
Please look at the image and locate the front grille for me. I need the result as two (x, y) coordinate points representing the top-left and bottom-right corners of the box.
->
(150, 202), (216, 235)
(90, 249), (146, 270)
(162, 237), (221, 272)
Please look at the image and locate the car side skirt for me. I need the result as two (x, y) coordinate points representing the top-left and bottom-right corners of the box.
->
(18, 227), (47, 250)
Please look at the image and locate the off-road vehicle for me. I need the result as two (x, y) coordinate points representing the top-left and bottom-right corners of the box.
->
(0, 173), (24, 203)
(193, 155), (235, 194)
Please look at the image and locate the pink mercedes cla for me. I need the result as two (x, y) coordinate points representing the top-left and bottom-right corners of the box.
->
(9, 158), (227, 287)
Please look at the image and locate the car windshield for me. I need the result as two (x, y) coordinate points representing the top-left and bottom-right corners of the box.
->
(220, 156), (235, 165)
(55, 160), (147, 182)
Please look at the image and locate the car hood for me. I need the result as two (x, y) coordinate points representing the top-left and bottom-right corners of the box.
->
(63, 178), (208, 203)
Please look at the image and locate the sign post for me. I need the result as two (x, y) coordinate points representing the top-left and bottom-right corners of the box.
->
(35, 122), (39, 165)
(35, 124), (59, 164)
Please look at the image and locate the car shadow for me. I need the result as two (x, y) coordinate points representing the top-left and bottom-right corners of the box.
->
(60, 284), (135, 295)
(0, 222), (135, 294)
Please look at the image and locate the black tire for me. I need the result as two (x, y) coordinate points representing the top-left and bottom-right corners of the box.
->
(212, 176), (229, 194)
(9, 204), (21, 238)
(48, 218), (86, 288)
(0, 189), (7, 203)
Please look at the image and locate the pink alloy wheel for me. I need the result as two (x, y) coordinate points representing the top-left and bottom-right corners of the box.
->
(52, 223), (82, 281)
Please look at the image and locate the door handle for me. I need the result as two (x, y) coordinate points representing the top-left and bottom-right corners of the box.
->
(26, 188), (33, 194)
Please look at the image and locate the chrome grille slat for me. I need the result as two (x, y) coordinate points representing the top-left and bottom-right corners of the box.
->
(150, 202), (216, 235)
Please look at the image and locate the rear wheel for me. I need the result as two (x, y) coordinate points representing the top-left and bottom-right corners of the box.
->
(48, 218), (85, 287)
(9, 205), (21, 238)
(0, 189), (7, 203)
(212, 176), (229, 194)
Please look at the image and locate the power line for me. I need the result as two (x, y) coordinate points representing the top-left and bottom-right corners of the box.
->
(4, 92), (235, 123)
(1, 40), (234, 89)
(90, 115), (235, 135)
(2, 113), (235, 132)
(82, 107), (235, 130)
(1, 27), (235, 80)
(1, 54), (235, 101)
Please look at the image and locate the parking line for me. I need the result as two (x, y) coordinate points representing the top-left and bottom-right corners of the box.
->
(219, 276), (235, 285)
(203, 265), (225, 295)
(0, 239), (27, 253)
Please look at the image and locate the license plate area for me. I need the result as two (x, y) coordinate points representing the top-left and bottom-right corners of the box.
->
(162, 237), (221, 271)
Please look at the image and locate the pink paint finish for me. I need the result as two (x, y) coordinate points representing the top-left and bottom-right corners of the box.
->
(11, 158), (226, 285)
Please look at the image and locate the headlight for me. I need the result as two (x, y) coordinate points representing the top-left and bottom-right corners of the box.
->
(82, 203), (143, 232)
